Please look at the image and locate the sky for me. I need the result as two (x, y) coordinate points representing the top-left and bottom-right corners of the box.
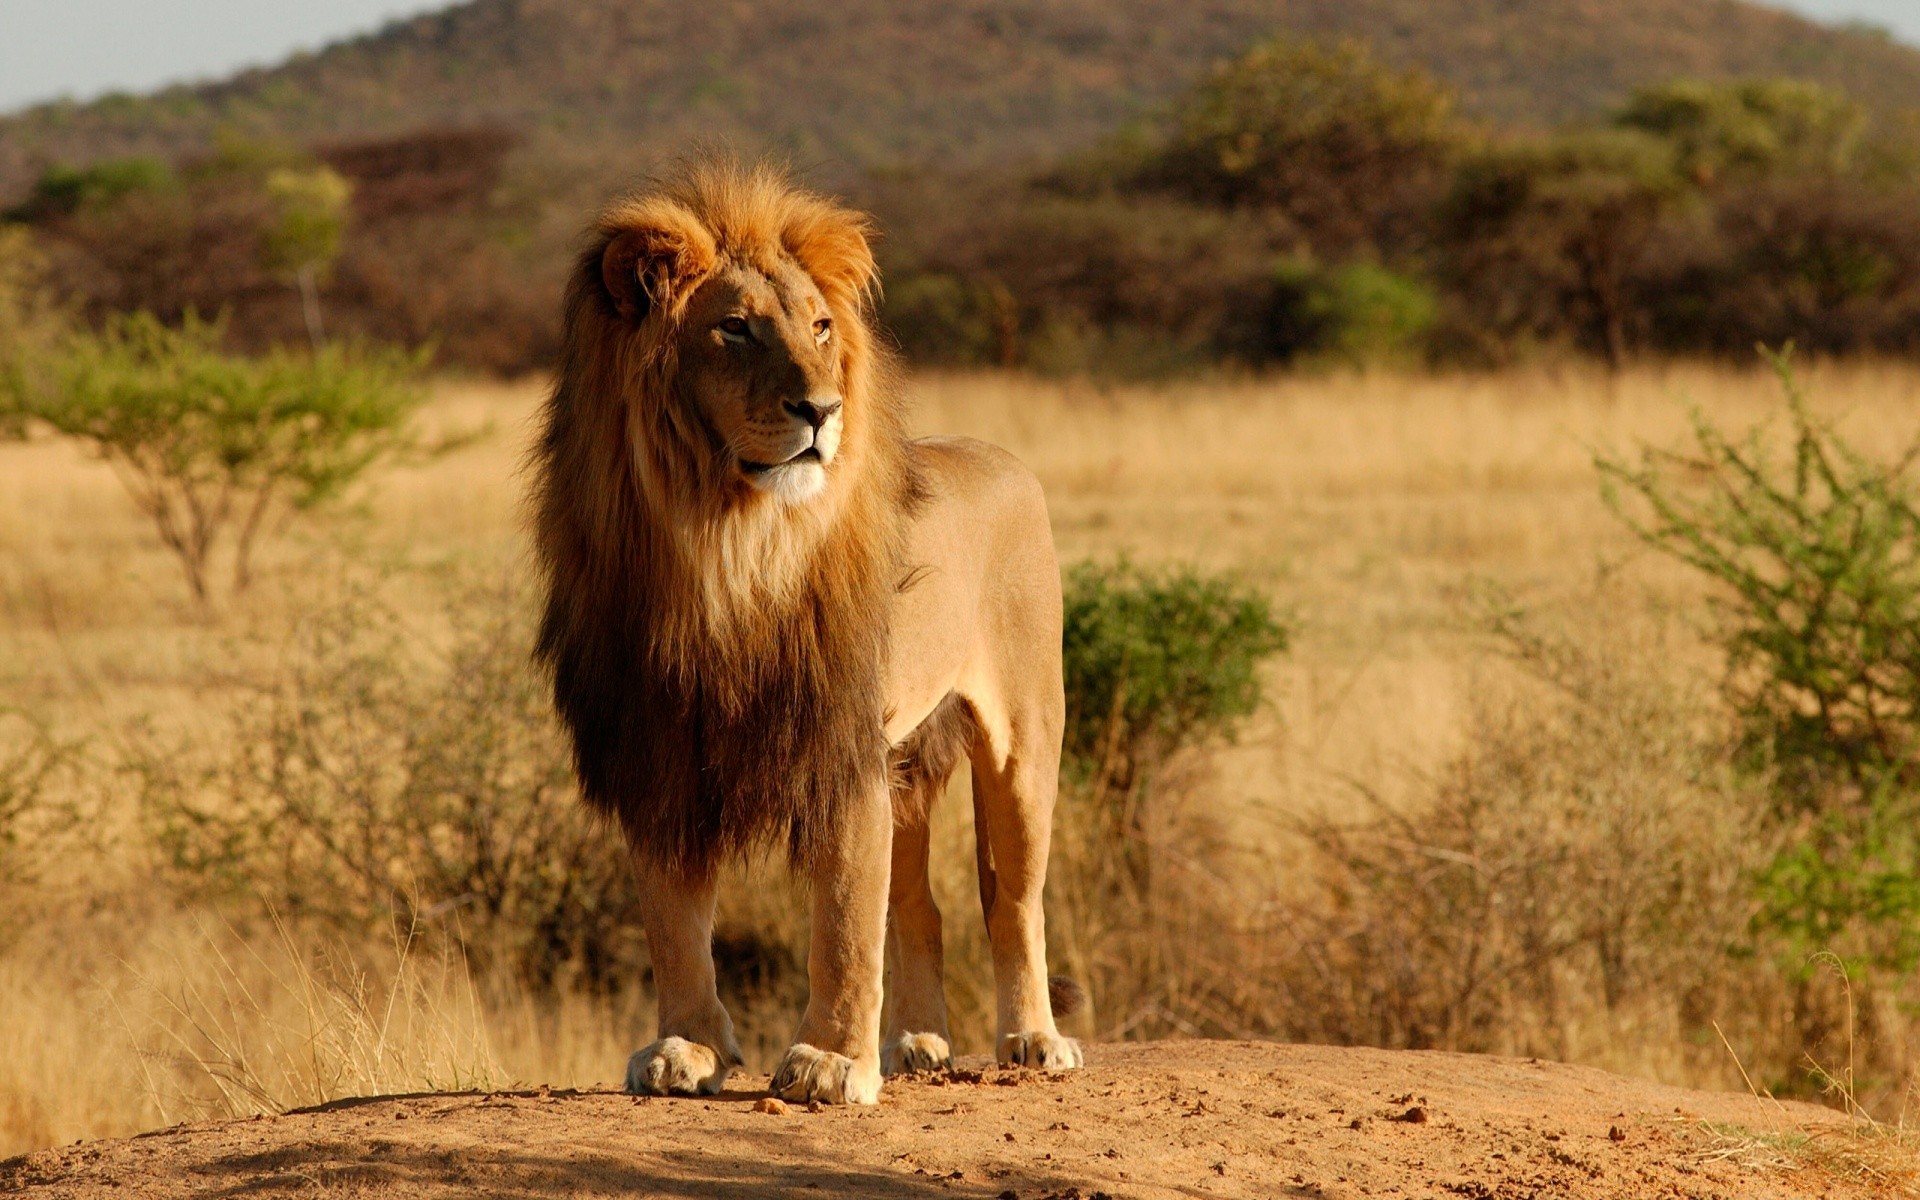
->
(0, 0), (1915, 115)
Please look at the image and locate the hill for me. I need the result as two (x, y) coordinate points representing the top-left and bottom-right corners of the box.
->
(2, 0), (1920, 200)
(0, 1041), (1893, 1199)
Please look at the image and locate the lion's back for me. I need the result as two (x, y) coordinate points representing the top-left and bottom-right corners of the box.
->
(907, 435), (1050, 528)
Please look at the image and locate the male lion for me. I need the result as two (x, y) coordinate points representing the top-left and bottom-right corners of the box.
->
(532, 160), (1081, 1105)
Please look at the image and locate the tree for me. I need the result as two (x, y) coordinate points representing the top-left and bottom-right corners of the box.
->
(0, 226), (67, 433)
(1617, 78), (1866, 186)
(262, 166), (353, 351)
(1, 312), (424, 603)
(1438, 130), (1685, 368)
(4, 157), (176, 223)
(1129, 38), (1462, 256)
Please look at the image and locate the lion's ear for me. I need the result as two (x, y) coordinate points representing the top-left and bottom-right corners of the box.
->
(599, 206), (717, 322)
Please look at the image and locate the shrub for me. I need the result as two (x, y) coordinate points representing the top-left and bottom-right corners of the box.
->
(136, 583), (641, 991)
(1633, 180), (1920, 358)
(877, 272), (1009, 367)
(1599, 349), (1920, 975)
(1273, 605), (1763, 1060)
(1269, 259), (1439, 367)
(16, 131), (554, 375)
(0, 714), (67, 895)
(1598, 352), (1920, 790)
(6, 158), (176, 222)
(1, 312), (425, 602)
(879, 190), (1288, 376)
(1046, 559), (1289, 1038)
(1061, 559), (1288, 799)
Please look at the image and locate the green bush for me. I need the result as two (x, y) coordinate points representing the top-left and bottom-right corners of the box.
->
(6, 157), (176, 221)
(1044, 559), (1288, 1036)
(1, 312), (425, 602)
(1599, 348), (1920, 972)
(1061, 559), (1288, 799)
(1270, 258), (1439, 367)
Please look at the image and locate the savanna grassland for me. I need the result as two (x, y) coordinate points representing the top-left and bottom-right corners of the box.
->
(7, 360), (1920, 1161)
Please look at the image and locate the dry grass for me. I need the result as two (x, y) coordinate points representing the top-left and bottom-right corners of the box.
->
(8, 360), (1920, 1158)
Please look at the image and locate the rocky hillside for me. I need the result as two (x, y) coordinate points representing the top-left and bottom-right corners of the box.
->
(2, 0), (1919, 197)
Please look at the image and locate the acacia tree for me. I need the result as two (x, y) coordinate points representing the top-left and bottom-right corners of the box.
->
(1131, 37), (1462, 257)
(1617, 78), (1866, 186)
(1, 312), (424, 603)
(1599, 348), (1920, 972)
(1439, 130), (1684, 368)
(262, 166), (352, 351)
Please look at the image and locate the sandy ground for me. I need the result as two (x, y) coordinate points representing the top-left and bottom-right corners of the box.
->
(2, 1041), (1890, 1199)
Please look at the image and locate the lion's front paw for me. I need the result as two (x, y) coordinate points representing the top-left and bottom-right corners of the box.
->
(997, 1030), (1083, 1071)
(625, 1036), (731, 1096)
(882, 1031), (953, 1076)
(771, 1043), (881, 1104)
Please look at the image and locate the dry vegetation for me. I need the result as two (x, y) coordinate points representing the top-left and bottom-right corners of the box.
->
(7, 361), (1920, 1160)
(7, 0), (1919, 204)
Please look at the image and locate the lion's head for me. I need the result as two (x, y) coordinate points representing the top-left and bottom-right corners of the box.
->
(572, 161), (895, 520)
(534, 160), (915, 877)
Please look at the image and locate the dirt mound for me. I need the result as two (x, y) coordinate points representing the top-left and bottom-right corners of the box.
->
(2, 1041), (1892, 1198)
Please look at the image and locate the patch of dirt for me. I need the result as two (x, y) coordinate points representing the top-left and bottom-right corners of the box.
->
(2, 1041), (1895, 1198)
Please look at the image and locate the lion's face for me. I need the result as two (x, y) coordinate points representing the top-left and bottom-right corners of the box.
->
(674, 259), (844, 505)
(589, 173), (882, 517)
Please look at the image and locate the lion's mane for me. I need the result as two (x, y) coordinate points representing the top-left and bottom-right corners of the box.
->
(532, 161), (918, 878)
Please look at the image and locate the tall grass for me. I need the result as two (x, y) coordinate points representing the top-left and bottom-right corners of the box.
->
(9, 364), (1920, 1155)
(127, 915), (503, 1120)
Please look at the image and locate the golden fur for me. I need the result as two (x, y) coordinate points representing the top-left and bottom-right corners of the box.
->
(532, 159), (1081, 1104)
(532, 161), (919, 877)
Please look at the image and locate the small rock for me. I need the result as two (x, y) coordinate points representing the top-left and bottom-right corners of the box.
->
(1395, 1106), (1430, 1124)
(1608, 1125), (1627, 1142)
(753, 1097), (790, 1116)
(807, 1100), (825, 1114)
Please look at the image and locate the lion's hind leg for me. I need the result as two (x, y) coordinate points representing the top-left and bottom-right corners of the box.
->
(881, 695), (973, 1075)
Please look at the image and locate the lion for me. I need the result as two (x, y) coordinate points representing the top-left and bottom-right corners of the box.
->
(531, 160), (1082, 1106)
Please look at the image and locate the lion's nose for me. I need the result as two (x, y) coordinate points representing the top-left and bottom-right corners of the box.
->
(785, 395), (842, 430)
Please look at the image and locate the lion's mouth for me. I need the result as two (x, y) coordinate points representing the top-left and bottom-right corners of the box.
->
(740, 446), (822, 475)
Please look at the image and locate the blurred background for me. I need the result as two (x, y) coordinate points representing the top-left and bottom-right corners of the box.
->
(6, 0), (1920, 1167)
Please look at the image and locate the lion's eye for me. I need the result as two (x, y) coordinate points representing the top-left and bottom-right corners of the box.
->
(718, 316), (751, 340)
(813, 318), (832, 345)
